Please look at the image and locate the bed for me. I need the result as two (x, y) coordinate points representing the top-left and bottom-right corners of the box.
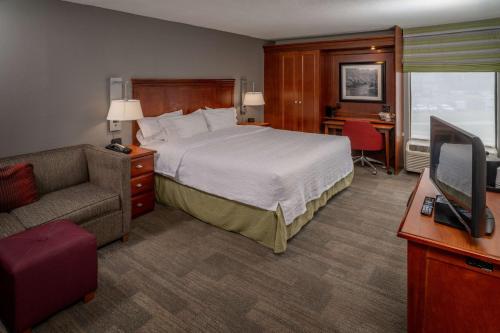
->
(132, 79), (354, 253)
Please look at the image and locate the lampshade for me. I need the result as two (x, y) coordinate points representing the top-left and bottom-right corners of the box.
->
(107, 100), (144, 121)
(243, 92), (265, 106)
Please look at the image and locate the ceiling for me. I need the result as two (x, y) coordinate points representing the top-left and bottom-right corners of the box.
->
(63, 0), (500, 40)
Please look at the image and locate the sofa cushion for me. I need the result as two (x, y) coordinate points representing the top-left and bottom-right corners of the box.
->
(11, 182), (120, 229)
(0, 146), (89, 195)
(0, 163), (39, 213)
(0, 214), (25, 238)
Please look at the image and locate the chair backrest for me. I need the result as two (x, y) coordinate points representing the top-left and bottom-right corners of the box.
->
(0, 145), (89, 195)
(343, 120), (384, 151)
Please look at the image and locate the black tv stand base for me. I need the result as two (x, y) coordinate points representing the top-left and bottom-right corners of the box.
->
(434, 195), (495, 235)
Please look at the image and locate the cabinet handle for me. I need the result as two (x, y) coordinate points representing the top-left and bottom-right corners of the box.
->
(298, 101), (302, 104)
(136, 183), (143, 188)
(135, 164), (143, 169)
(294, 100), (298, 104)
(136, 203), (143, 208)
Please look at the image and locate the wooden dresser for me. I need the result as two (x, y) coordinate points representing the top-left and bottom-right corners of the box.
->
(398, 169), (500, 333)
(128, 145), (156, 218)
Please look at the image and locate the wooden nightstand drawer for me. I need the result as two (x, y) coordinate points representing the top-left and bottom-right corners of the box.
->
(131, 173), (154, 196)
(128, 145), (156, 219)
(131, 156), (154, 177)
(132, 192), (155, 218)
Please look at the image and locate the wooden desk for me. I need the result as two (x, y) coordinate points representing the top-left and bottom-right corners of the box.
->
(323, 118), (395, 174)
(398, 169), (500, 333)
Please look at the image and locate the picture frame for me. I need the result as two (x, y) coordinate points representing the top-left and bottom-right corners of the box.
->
(339, 62), (385, 103)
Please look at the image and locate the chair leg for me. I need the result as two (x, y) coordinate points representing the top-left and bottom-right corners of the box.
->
(366, 156), (385, 167)
(83, 291), (96, 304)
(353, 156), (362, 165)
(364, 159), (378, 175)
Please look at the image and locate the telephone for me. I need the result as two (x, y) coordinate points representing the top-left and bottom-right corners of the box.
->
(105, 143), (132, 154)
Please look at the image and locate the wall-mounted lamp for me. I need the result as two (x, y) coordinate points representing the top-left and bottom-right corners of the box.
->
(242, 81), (265, 122)
(107, 79), (143, 144)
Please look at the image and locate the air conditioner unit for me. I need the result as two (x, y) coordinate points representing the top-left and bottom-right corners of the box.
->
(405, 139), (430, 173)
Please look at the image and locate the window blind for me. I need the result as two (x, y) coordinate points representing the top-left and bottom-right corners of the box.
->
(403, 18), (500, 72)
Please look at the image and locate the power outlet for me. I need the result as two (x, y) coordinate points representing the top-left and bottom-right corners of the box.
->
(109, 120), (121, 132)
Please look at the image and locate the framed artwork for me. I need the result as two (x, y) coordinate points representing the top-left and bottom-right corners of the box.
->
(340, 62), (385, 103)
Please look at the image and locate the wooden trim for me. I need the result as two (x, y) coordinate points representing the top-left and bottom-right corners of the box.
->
(398, 171), (425, 235)
(131, 78), (235, 145)
(394, 25), (404, 174)
(83, 291), (96, 304)
(264, 35), (395, 53)
(131, 78), (235, 86)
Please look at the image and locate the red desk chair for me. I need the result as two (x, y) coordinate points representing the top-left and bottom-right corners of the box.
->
(343, 120), (385, 175)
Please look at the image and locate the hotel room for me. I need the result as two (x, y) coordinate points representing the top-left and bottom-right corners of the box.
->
(0, 0), (499, 332)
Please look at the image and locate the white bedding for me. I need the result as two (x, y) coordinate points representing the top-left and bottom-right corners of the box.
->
(147, 126), (353, 225)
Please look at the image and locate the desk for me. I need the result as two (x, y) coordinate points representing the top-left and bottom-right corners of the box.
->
(323, 118), (394, 174)
(398, 169), (500, 333)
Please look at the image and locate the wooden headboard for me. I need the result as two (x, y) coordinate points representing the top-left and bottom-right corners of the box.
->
(131, 78), (235, 145)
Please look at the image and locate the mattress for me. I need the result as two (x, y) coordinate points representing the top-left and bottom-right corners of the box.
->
(146, 125), (353, 225)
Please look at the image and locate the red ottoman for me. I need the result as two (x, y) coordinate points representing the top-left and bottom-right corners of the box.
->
(0, 220), (97, 333)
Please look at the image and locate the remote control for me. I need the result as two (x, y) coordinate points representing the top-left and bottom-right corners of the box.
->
(421, 196), (435, 216)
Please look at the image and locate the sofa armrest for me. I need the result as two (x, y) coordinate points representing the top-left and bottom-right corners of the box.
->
(84, 145), (131, 235)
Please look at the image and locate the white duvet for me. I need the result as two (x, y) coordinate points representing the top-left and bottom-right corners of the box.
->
(149, 126), (353, 225)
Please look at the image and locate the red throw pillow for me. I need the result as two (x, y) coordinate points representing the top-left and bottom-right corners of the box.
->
(0, 163), (39, 212)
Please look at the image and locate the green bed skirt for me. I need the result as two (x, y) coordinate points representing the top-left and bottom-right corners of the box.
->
(155, 172), (353, 253)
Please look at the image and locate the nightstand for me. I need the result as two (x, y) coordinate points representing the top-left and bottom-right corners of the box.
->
(238, 122), (270, 126)
(128, 145), (156, 218)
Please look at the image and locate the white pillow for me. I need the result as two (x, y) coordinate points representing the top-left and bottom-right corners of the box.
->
(136, 129), (164, 146)
(137, 110), (182, 139)
(158, 112), (209, 140)
(203, 107), (237, 131)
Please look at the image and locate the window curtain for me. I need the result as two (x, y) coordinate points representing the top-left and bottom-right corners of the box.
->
(403, 18), (500, 72)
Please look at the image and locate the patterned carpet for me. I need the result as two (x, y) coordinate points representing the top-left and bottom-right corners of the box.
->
(1, 166), (417, 333)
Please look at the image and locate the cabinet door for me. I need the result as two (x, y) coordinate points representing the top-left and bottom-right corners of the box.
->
(300, 51), (320, 133)
(281, 52), (300, 131)
(264, 52), (282, 128)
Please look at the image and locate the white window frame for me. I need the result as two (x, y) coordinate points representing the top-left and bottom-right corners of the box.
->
(405, 72), (499, 151)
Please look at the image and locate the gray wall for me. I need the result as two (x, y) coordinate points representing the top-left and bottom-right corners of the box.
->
(0, 0), (266, 157)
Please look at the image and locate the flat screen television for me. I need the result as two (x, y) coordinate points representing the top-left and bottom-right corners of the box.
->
(430, 116), (494, 237)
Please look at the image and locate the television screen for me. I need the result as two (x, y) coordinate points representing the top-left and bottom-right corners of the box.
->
(430, 116), (488, 237)
(432, 137), (473, 211)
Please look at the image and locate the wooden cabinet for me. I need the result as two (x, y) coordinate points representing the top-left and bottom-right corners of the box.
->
(265, 51), (320, 133)
(398, 169), (500, 333)
(128, 145), (156, 219)
(263, 28), (405, 173)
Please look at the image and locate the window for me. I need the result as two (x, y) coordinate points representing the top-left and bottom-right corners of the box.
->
(410, 72), (497, 147)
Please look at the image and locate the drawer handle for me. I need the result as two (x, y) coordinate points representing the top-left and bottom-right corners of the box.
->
(135, 164), (143, 169)
(466, 257), (493, 272)
(136, 183), (143, 188)
(136, 203), (143, 208)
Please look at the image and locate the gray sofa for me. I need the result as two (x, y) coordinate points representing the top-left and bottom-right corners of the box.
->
(0, 144), (131, 247)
